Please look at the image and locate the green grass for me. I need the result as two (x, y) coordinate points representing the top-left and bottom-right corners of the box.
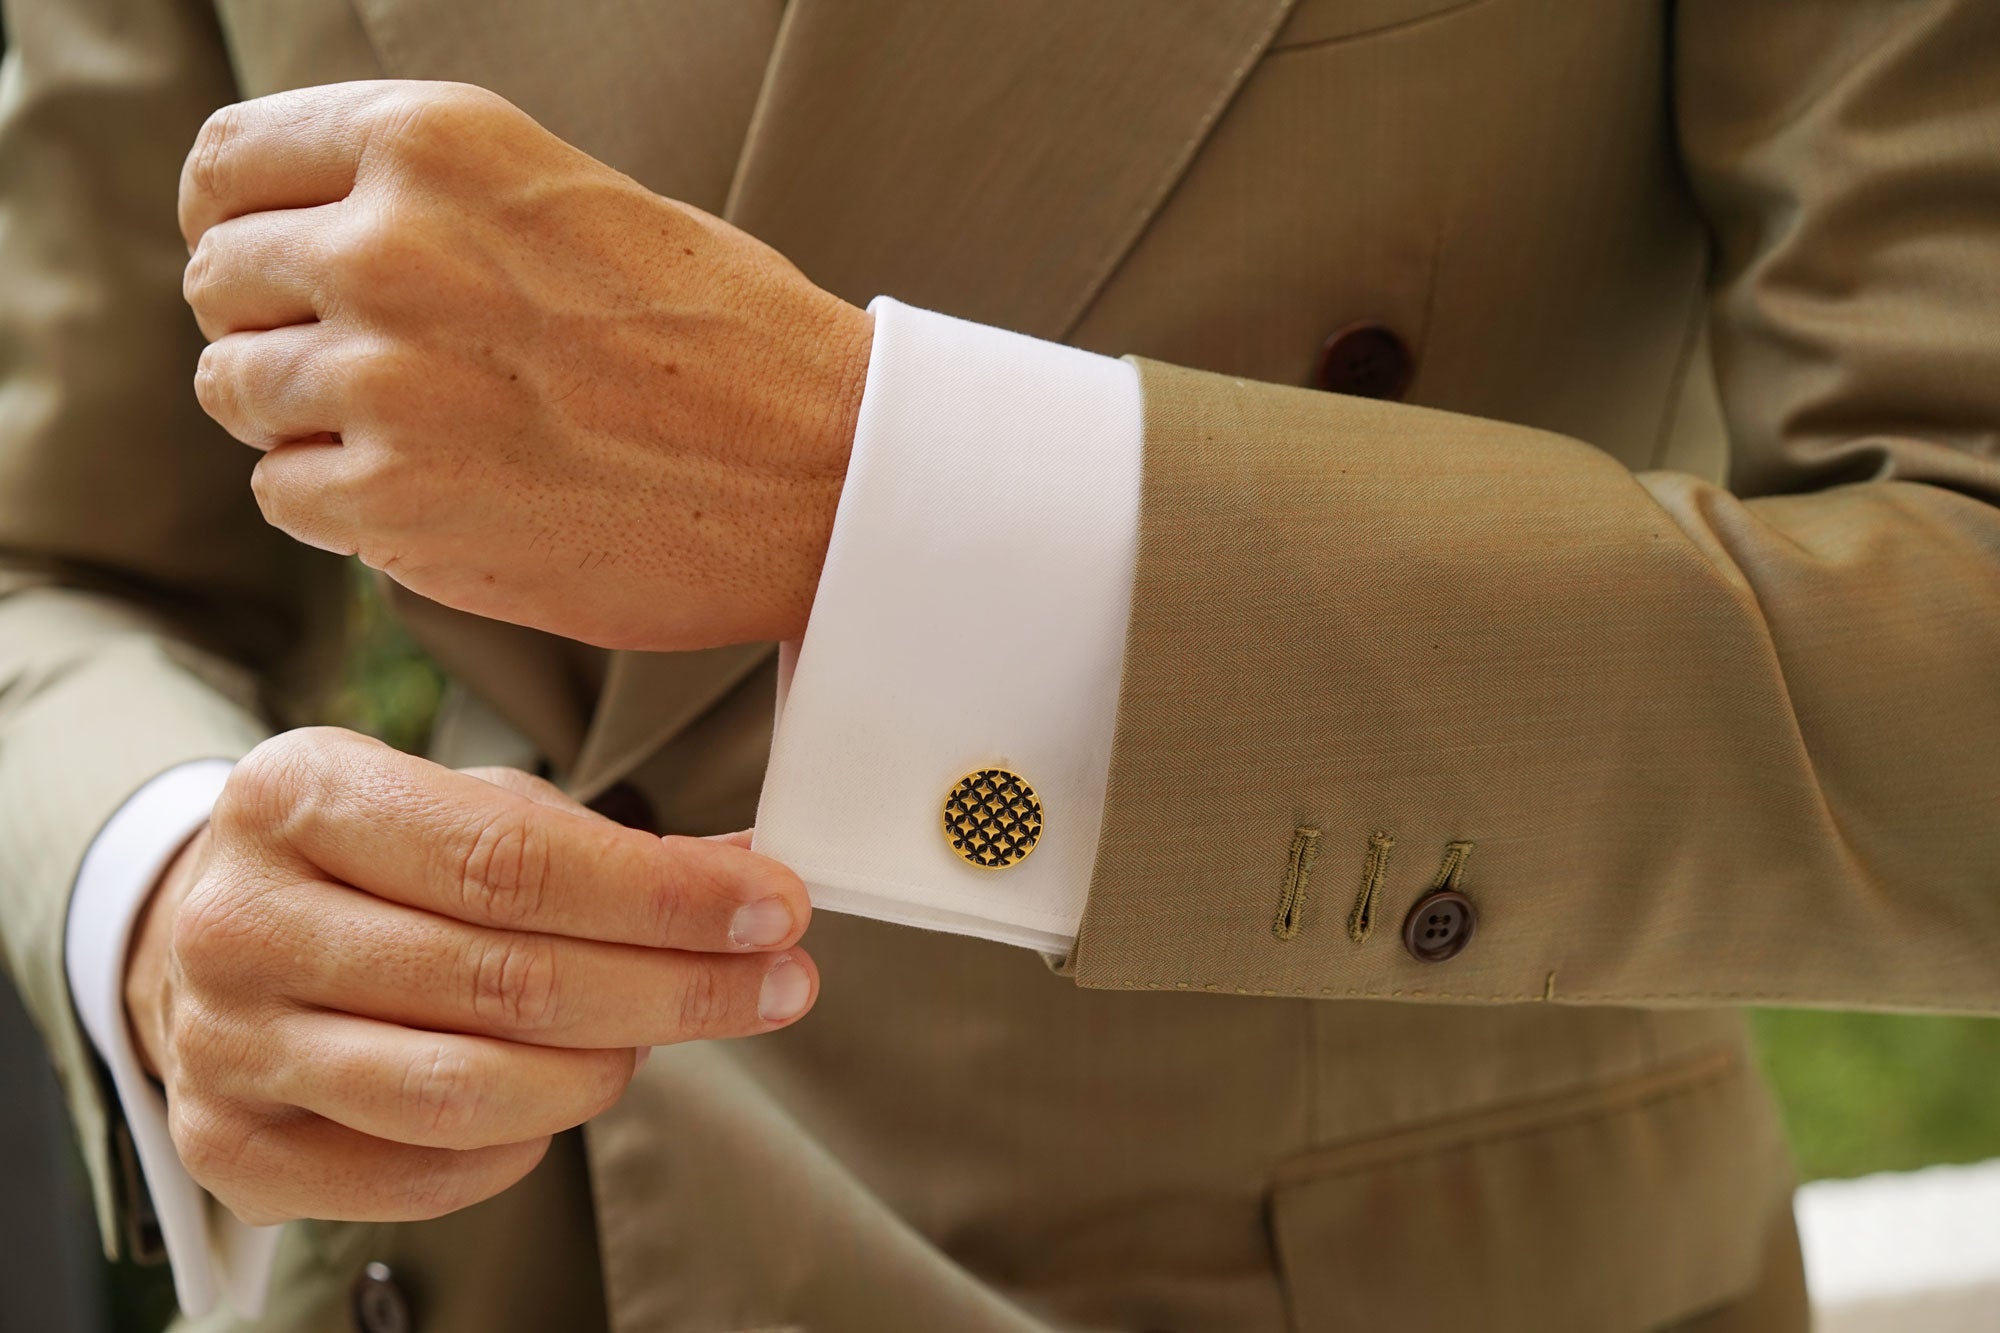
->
(329, 574), (2000, 1187)
(1752, 1009), (2000, 1181)
(331, 569), (448, 754)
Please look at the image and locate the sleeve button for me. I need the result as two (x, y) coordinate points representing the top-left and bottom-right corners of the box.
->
(1312, 322), (1415, 400)
(1402, 889), (1476, 963)
(350, 1261), (415, 1333)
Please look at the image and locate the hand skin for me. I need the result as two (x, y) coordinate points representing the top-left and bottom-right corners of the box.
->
(121, 727), (817, 1226)
(180, 80), (873, 653)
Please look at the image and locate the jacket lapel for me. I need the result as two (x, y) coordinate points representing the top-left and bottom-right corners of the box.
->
(725, 0), (1299, 339)
(348, 0), (784, 210)
(566, 643), (773, 803)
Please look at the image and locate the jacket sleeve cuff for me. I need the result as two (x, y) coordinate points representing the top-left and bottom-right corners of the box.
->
(66, 759), (283, 1319)
(754, 297), (1142, 956)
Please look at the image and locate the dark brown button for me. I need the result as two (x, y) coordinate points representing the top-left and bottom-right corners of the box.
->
(587, 780), (656, 833)
(349, 1262), (413, 1333)
(1313, 322), (1414, 400)
(1402, 890), (1476, 963)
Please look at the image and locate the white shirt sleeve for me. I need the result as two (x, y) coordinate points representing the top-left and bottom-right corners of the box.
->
(754, 298), (1143, 955)
(65, 759), (282, 1319)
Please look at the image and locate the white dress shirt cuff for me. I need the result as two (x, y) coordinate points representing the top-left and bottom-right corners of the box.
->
(65, 758), (282, 1319)
(755, 298), (1142, 955)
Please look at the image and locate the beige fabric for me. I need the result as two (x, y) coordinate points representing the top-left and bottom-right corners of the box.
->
(11, 0), (1996, 1326)
(1069, 0), (2000, 1012)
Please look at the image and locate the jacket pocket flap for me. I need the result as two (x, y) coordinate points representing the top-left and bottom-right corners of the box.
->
(1269, 1050), (1795, 1332)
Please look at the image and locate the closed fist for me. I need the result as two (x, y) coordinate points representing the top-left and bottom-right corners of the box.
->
(180, 80), (872, 652)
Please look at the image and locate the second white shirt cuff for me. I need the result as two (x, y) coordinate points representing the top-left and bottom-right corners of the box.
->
(65, 758), (283, 1320)
(755, 298), (1143, 955)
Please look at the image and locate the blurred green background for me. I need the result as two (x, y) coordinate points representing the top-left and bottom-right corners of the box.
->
(328, 575), (2000, 1184)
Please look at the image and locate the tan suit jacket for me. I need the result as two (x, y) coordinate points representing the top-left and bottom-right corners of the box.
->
(5, 0), (1996, 1328)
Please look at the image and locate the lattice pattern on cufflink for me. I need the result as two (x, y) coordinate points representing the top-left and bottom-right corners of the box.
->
(942, 768), (1043, 869)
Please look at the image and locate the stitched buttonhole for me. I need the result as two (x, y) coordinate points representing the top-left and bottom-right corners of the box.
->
(1273, 826), (1322, 941)
(1347, 831), (1395, 943)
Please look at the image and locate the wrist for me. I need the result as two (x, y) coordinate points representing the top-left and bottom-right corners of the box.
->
(774, 299), (873, 643)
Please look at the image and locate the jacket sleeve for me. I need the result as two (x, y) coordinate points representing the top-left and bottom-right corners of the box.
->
(1067, 0), (2000, 1013)
(0, 0), (344, 1256)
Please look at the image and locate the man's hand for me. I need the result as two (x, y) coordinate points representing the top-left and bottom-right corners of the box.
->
(122, 728), (816, 1226)
(179, 80), (872, 652)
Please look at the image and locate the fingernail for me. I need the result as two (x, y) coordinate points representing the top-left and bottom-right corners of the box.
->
(729, 896), (794, 949)
(632, 1046), (653, 1073)
(758, 955), (811, 1023)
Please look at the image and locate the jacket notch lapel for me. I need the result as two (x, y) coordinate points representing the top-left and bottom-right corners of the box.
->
(724, 0), (1299, 340)
(348, 0), (784, 211)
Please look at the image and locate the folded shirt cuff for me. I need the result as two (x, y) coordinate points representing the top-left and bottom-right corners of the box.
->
(65, 758), (283, 1319)
(755, 298), (1142, 955)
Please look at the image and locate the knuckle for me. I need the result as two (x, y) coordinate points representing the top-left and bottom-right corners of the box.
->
(247, 453), (299, 533)
(217, 733), (314, 839)
(399, 1043), (483, 1142)
(192, 343), (236, 418)
(436, 81), (509, 113)
(188, 104), (242, 203)
(168, 1097), (245, 1183)
(371, 89), (449, 153)
(673, 963), (729, 1037)
(644, 874), (684, 948)
(339, 340), (413, 415)
(457, 810), (552, 930)
(337, 445), (412, 536)
(328, 209), (407, 290)
(169, 882), (240, 966)
(182, 244), (217, 311)
(219, 728), (375, 850)
(400, 1156), (471, 1220)
(467, 932), (561, 1034)
(169, 875), (278, 986)
(587, 1051), (636, 1118)
(161, 1009), (211, 1084)
(377, 83), (504, 149)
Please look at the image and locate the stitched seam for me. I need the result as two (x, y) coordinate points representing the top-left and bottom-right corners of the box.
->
(1053, 1), (1301, 340)
(1431, 839), (1473, 892)
(1273, 1048), (1741, 1186)
(1262, 0), (1501, 57)
(1273, 826), (1321, 940)
(1085, 979), (1992, 1007)
(1346, 832), (1394, 943)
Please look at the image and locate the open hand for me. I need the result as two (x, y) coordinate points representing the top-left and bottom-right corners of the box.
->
(180, 80), (872, 651)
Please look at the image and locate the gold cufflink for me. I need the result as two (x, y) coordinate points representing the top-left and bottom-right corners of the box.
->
(942, 768), (1042, 869)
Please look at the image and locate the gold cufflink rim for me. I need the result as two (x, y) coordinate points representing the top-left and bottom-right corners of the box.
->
(942, 766), (1043, 870)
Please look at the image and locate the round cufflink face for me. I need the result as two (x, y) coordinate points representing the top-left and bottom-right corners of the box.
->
(943, 768), (1043, 869)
